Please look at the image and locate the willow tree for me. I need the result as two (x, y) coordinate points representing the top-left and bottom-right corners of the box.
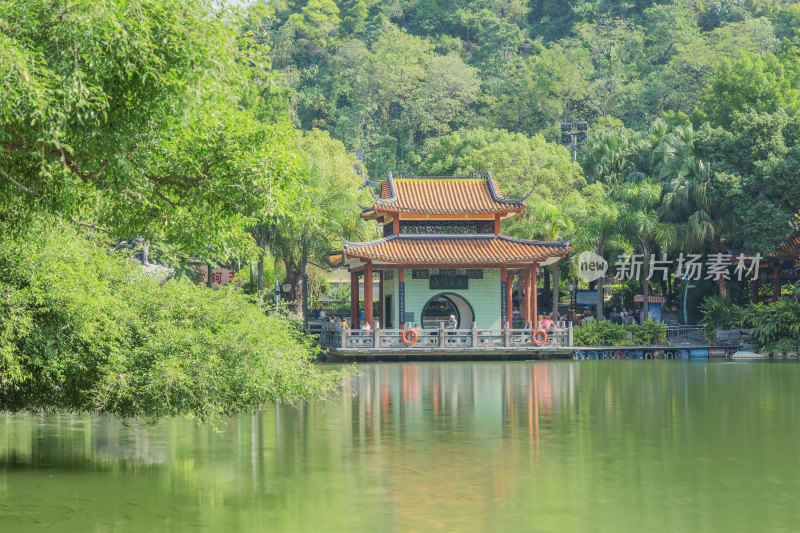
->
(268, 129), (374, 316)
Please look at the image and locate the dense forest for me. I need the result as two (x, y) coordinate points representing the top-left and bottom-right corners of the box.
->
(267, 0), (800, 253)
(3, 0), (800, 416)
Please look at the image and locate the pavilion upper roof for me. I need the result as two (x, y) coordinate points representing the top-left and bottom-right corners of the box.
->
(363, 172), (528, 217)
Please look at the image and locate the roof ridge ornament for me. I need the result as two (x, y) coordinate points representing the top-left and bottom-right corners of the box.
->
(560, 231), (578, 245)
(468, 170), (490, 180)
(337, 229), (397, 249)
(335, 229), (354, 248)
(485, 172), (528, 206)
(373, 171), (398, 204)
(355, 164), (378, 191)
(520, 185), (537, 201)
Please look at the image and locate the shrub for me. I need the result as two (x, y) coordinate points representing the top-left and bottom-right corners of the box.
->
(574, 320), (632, 346)
(633, 321), (668, 345)
(574, 319), (668, 346)
(699, 295), (743, 336)
(0, 217), (350, 421)
(745, 298), (800, 352)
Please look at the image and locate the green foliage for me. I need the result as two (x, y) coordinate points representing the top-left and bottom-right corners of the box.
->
(582, 126), (645, 185)
(743, 298), (800, 352)
(574, 320), (633, 347)
(267, 129), (375, 313)
(699, 295), (744, 336)
(699, 51), (798, 129)
(632, 320), (668, 345)
(0, 217), (349, 420)
(324, 282), (350, 304)
(573, 320), (667, 347)
(5, 0), (800, 415)
(0, 0), (304, 262)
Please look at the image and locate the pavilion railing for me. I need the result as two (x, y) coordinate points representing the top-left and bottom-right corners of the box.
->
(319, 321), (574, 351)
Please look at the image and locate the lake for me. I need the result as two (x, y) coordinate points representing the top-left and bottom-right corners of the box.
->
(2, 361), (799, 532)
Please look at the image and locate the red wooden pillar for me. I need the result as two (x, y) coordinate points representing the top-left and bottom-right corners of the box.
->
(350, 270), (359, 328)
(398, 268), (405, 327)
(506, 271), (513, 327)
(494, 215), (501, 236)
(392, 216), (399, 235)
(531, 264), (538, 328)
(773, 260), (781, 302)
(752, 278), (759, 304)
(364, 264), (373, 327)
(378, 271), (384, 328)
(501, 266), (507, 326)
(524, 269), (532, 326)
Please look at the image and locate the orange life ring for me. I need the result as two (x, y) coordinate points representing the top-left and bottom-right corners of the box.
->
(532, 329), (548, 346)
(402, 328), (418, 345)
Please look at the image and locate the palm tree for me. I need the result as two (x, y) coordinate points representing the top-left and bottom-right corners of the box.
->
(507, 195), (576, 318)
(582, 127), (647, 186)
(572, 193), (629, 321)
(655, 127), (737, 298)
(615, 181), (674, 323)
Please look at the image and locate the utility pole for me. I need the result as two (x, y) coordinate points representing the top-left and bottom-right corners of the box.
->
(560, 122), (588, 160)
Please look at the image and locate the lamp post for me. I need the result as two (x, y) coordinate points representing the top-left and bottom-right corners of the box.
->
(683, 282), (697, 325)
(560, 122), (588, 161)
(567, 281), (576, 321)
(274, 280), (281, 307)
(603, 285), (613, 320)
(280, 282), (292, 311)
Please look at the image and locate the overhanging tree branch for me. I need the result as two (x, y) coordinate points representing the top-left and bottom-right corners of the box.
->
(0, 167), (36, 197)
(70, 217), (111, 234)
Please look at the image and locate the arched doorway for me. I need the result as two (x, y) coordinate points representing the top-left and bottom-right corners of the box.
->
(421, 293), (475, 329)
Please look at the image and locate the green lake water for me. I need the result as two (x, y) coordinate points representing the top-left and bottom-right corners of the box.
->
(2, 361), (799, 532)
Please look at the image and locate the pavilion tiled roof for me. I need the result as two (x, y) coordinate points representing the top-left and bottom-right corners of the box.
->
(368, 173), (527, 216)
(767, 231), (800, 260)
(338, 234), (569, 266)
(328, 251), (345, 268)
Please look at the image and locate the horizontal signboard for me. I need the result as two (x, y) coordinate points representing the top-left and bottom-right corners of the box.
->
(429, 275), (468, 291)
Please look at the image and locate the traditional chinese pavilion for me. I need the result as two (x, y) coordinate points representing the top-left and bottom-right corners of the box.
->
(753, 230), (800, 302)
(330, 172), (571, 330)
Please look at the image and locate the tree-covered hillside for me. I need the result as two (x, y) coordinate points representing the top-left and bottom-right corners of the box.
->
(266, 0), (800, 254)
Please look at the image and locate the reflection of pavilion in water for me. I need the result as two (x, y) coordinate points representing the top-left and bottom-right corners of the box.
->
(353, 363), (574, 432)
(348, 363), (577, 529)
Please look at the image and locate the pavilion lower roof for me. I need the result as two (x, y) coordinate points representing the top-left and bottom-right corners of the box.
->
(767, 231), (800, 260)
(335, 234), (569, 266)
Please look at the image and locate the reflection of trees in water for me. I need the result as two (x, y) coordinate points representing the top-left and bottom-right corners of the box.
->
(0, 416), (172, 470)
(2, 363), (800, 531)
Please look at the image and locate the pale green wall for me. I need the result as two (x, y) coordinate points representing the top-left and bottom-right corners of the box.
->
(389, 268), (501, 329)
(381, 270), (396, 328)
